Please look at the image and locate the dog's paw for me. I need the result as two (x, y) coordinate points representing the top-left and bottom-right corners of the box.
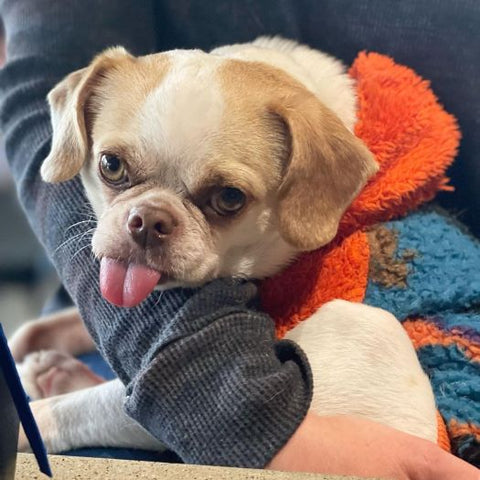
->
(17, 350), (105, 399)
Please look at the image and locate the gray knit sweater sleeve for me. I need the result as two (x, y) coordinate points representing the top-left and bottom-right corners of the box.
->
(0, 0), (312, 468)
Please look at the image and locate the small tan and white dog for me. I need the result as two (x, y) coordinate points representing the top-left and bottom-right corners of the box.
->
(10, 37), (437, 453)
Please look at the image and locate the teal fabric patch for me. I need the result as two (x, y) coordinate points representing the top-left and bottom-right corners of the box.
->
(418, 344), (480, 425)
(364, 207), (480, 462)
(365, 207), (480, 318)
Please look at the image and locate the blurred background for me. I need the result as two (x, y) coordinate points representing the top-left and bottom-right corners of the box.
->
(0, 21), (58, 338)
(0, 140), (59, 337)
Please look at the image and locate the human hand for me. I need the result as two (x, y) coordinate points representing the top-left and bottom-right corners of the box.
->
(268, 413), (479, 479)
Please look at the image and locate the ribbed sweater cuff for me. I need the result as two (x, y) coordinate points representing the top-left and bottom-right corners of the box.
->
(124, 313), (312, 468)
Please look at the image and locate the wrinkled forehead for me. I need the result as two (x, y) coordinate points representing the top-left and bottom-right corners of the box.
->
(92, 50), (283, 195)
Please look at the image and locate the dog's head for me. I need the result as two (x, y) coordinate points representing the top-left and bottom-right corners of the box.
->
(42, 47), (377, 307)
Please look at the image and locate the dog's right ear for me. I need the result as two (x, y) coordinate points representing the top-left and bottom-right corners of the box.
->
(41, 47), (133, 183)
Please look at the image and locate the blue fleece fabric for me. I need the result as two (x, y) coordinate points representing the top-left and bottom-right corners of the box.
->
(365, 207), (480, 462)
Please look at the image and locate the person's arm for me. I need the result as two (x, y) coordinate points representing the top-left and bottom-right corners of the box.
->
(269, 413), (479, 480)
(0, 0), (312, 467)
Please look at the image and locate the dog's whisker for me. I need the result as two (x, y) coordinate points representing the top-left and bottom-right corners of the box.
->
(64, 219), (97, 235)
(53, 233), (87, 255)
(71, 243), (93, 262)
(74, 227), (96, 244)
(56, 228), (94, 250)
(53, 228), (96, 255)
(152, 291), (165, 308)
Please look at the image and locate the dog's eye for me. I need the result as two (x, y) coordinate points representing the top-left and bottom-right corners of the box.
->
(211, 187), (246, 215)
(99, 154), (128, 185)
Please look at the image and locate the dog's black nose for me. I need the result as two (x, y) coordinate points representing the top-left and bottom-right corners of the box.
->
(127, 206), (177, 247)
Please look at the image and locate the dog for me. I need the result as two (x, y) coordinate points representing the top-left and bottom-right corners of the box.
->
(10, 37), (437, 454)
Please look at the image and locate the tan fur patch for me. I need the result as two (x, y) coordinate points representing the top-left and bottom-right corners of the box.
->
(89, 52), (171, 141)
(368, 226), (416, 288)
(218, 60), (377, 251)
(42, 48), (171, 184)
(199, 61), (292, 201)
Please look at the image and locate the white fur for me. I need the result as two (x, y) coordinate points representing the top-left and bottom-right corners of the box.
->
(19, 379), (162, 453)
(285, 300), (437, 441)
(138, 50), (225, 187)
(216, 203), (297, 279)
(211, 36), (357, 131)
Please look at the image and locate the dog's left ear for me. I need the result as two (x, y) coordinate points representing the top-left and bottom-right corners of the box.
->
(41, 47), (133, 183)
(270, 89), (378, 251)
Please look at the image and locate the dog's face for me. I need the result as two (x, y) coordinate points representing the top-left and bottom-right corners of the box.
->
(42, 47), (377, 306)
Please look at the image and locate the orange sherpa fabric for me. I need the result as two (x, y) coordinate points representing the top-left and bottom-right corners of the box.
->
(403, 319), (480, 364)
(259, 52), (461, 454)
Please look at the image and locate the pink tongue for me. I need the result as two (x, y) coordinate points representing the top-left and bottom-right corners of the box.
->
(100, 258), (161, 307)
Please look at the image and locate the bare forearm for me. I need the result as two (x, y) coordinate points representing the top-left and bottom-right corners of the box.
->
(268, 413), (479, 480)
